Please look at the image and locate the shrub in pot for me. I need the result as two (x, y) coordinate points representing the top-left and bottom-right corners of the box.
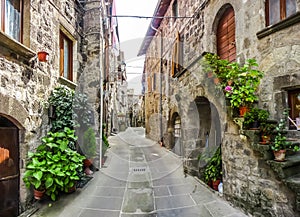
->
(271, 110), (300, 161)
(203, 146), (222, 190)
(23, 127), (85, 201)
(243, 108), (269, 129)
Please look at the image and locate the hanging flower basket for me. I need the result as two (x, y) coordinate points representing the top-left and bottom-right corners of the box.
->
(37, 51), (49, 62)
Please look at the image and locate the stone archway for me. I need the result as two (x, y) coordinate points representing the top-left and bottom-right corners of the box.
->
(183, 96), (222, 175)
(169, 112), (182, 156)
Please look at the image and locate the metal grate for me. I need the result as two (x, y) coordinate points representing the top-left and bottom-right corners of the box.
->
(131, 167), (147, 173)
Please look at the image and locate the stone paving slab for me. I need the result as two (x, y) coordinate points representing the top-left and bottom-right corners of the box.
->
(122, 188), (154, 213)
(155, 195), (195, 210)
(78, 209), (120, 217)
(156, 205), (212, 217)
(93, 186), (125, 197)
(77, 195), (123, 210)
(153, 186), (170, 197)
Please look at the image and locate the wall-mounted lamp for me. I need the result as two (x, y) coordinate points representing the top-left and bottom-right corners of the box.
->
(37, 51), (49, 62)
(120, 61), (126, 71)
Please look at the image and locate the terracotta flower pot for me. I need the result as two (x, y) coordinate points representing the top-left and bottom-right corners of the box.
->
(261, 135), (271, 144)
(212, 179), (221, 191)
(214, 78), (220, 85)
(37, 51), (49, 62)
(239, 106), (249, 117)
(273, 150), (286, 162)
(83, 158), (93, 167)
(33, 189), (45, 200)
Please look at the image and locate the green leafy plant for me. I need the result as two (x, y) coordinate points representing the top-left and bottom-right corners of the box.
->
(48, 86), (76, 132)
(203, 146), (222, 183)
(271, 109), (299, 152)
(243, 108), (269, 129)
(204, 54), (264, 109)
(48, 86), (92, 133)
(225, 59), (264, 108)
(23, 127), (85, 201)
(82, 127), (97, 159)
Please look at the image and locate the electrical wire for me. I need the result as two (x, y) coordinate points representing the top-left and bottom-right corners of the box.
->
(109, 15), (195, 19)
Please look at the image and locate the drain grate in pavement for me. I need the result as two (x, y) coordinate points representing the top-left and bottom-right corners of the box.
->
(131, 167), (147, 173)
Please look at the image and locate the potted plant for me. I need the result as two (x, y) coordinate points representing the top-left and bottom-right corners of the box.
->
(82, 127), (97, 175)
(23, 127), (85, 201)
(271, 110), (299, 161)
(23, 151), (47, 200)
(259, 121), (276, 144)
(243, 108), (269, 129)
(203, 54), (264, 117)
(224, 59), (264, 116)
(203, 146), (222, 191)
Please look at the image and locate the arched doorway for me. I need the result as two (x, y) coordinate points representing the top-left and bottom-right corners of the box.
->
(217, 5), (236, 62)
(0, 115), (20, 217)
(184, 96), (222, 175)
(170, 112), (182, 156)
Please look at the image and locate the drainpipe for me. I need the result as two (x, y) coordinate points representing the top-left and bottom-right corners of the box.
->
(150, 23), (163, 144)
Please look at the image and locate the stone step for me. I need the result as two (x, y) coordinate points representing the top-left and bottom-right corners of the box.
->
(285, 173), (300, 191)
(285, 173), (300, 211)
(267, 152), (300, 179)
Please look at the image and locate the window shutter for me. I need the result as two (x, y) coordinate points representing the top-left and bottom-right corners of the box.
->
(176, 31), (180, 70)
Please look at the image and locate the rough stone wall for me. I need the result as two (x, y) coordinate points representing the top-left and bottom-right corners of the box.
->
(0, 0), (86, 212)
(143, 0), (300, 216)
(222, 133), (296, 217)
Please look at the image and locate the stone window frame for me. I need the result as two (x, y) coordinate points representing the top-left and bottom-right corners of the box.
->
(58, 25), (77, 89)
(0, 0), (35, 63)
(288, 88), (300, 130)
(1, 0), (23, 42)
(59, 30), (73, 81)
(274, 75), (300, 130)
(257, 6), (300, 39)
(265, 0), (296, 26)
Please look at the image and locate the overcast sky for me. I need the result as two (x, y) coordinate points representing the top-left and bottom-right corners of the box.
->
(115, 0), (158, 93)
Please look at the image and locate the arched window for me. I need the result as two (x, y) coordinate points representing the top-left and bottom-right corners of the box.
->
(216, 7), (236, 62)
(265, 0), (296, 26)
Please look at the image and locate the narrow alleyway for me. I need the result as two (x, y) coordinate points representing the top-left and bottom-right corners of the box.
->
(30, 128), (248, 217)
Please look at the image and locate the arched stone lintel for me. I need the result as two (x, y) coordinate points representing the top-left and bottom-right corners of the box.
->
(0, 93), (27, 130)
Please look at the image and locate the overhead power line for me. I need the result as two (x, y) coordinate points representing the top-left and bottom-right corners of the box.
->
(109, 15), (194, 19)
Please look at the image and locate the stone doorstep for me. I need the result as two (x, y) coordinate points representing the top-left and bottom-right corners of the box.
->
(267, 153), (300, 179)
(285, 174), (300, 212)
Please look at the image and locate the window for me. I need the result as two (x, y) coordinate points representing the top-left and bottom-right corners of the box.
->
(171, 31), (183, 77)
(172, 0), (178, 21)
(288, 89), (300, 130)
(147, 76), (152, 93)
(0, 0), (22, 42)
(59, 31), (73, 81)
(266, 0), (296, 26)
(152, 73), (156, 91)
(174, 116), (181, 137)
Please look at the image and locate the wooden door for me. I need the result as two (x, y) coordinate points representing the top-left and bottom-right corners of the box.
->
(0, 127), (19, 217)
(217, 7), (236, 62)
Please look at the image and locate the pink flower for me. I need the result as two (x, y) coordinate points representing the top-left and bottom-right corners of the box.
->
(225, 86), (232, 93)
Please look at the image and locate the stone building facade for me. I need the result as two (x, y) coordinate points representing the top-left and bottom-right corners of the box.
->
(0, 0), (117, 216)
(139, 0), (300, 216)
